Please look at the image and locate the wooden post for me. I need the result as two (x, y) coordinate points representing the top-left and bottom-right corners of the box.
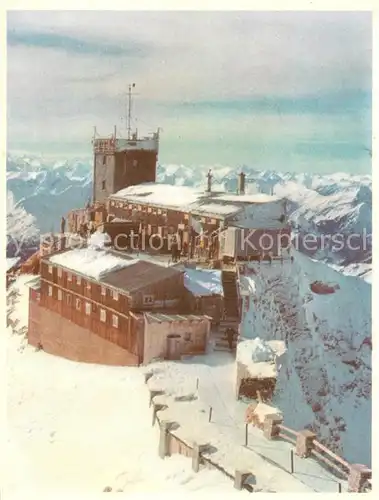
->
(245, 423), (248, 447)
(208, 406), (213, 423)
(290, 449), (294, 474)
(196, 378), (199, 390)
(338, 482), (342, 493)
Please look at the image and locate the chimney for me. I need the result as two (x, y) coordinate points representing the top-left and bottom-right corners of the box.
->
(238, 171), (246, 195)
(206, 169), (212, 193)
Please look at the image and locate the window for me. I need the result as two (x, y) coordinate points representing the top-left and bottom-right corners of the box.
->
(58, 267), (62, 278)
(112, 290), (119, 301)
(133, 159), (138, 167)
(75, 298), (81, 311)
(143, 295), (154, 305)
(66, 294), (72, 305)
(101, 286), (106, 296)
(112, 314), (119, 328)
(100, 309), (106, 322)
(102, 155), (106, 165)
(48, 265), (53, 274)
(67, 272), (72, 282)
(102, 180), (106, 190)
(48, 285), (52, 297)
(77, 276), (81, 285)
(85, 302), (91, 315)
(87, 282), (91, 291)
(58, 289), (62, 301)
(184, 332), (191, 342)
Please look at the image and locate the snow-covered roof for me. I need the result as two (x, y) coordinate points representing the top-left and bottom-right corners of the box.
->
(183, 268), (223, 296)
(191, 203), (242, 217)
(47, 247), (182, 292)
(237, 338), (286, 379)
(49, 248), (138, 280)
(6, 257), (20, 271)
(110, 182), (283, 217)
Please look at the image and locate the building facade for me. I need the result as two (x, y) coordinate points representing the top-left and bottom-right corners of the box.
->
(27, 247), (213, 366)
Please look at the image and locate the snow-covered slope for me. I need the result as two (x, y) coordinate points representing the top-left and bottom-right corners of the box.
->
(240, 252), (372, 466)
(4, 276), (249, 495)
(6, 153), (371, 269)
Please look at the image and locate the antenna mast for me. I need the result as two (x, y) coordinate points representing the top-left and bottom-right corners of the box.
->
(127, 83), (136, 140)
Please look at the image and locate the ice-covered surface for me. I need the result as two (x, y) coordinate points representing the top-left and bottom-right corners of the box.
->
(49, 248), (138, 280)
(3, 276), (250, 495)
(239, 252), (371, 466)
(184, 268), (223, 296)
(236, 338), (286, 378)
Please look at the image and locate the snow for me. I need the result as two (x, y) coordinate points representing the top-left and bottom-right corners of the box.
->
(113, 183), (202, 209)
(112, 182), (281, 213)
(7, 191), (39, 249)
(239, 254), (371, 466)
(192, 203), (242, 216)
(184, 268), (223, 296)
(236, 339), (285, 378)
(49, 248), (138, 280)
(7, 152), (371, 271)
(4, 276), (250, 495)
(87, 230), (111, 249)
(6, 257), (20, 271)
(146, 356), (349, 492)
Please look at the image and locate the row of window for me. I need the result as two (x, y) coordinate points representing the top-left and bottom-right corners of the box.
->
(47, 265), (119, 300)
(48, 286), (119, 328)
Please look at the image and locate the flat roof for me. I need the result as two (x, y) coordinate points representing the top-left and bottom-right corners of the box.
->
(46, 247), (182, 293)
(110, 182), (283, 217)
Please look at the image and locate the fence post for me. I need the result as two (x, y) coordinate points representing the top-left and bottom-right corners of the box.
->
(196, 378), (199, 390)
(338, 482), (342, 493)
(295, 430), (316, 458)
(158, 420), (170, 459)
(234, 470), (251, 490)
(208, 406), (213, 423)
(245, 423), (248, 447)
(263, 413), (283, 439)
(290, 449), (294, 474)
(347, 464), (371, 492)
(192, 442), (204, 473)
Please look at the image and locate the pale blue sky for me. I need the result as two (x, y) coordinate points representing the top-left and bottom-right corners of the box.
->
(7, 11), (372, 173)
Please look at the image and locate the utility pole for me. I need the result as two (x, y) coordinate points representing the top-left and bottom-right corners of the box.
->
(127, 83), (136, 139)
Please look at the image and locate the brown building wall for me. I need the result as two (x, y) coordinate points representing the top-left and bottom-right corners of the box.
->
(28, 297), (140, 366)
(114, 150), (157, 192)
(41, 261), (132, 314)
(186, 294), (223, 324)
(130, 274), (187, 311)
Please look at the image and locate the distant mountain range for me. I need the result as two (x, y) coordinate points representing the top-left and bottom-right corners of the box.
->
(6, 153), (372, 274)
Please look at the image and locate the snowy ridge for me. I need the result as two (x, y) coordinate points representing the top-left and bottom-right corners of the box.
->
(240, 253), (371, 466)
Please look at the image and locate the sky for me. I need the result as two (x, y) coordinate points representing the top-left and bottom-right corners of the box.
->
(7, 10), (372, 173)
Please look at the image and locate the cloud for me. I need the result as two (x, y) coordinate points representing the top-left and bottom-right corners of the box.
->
(6, 11), (372, 172)
(7, 29), (151, 58)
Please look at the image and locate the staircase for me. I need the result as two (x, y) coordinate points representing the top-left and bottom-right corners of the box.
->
(212, 268), (240, 351)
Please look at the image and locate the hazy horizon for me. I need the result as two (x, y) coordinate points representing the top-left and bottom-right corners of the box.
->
(7, 11), (372, 174)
